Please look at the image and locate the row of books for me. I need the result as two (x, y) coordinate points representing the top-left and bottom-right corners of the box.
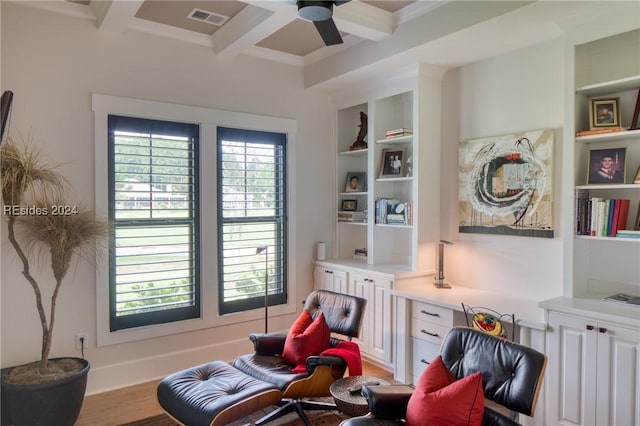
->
(575, 190), (631, 237)
(375, 198), (413, 225)
(337, 211), (367, 223)
(384, 127), (413, 138)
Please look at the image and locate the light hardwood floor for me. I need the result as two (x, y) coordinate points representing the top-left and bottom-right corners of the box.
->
(76, 360), (393, 426)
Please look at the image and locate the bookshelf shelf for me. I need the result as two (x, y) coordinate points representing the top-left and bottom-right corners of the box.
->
(376, 177), (413, 183)
(576, 235), (640, 243)
(575, 75), (640, 97)
(575, 128), (640, 143)
(339, 148), (368, 156)
(376, 135), (413, 144)
(576, 183), (640, 190)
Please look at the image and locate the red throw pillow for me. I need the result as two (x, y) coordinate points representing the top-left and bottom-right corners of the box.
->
(282, 310), (331, 369)
(406, 355), (484, 426)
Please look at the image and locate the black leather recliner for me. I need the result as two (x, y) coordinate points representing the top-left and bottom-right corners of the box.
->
(233, 289), (367, 426)
(341, 326), (547, 426)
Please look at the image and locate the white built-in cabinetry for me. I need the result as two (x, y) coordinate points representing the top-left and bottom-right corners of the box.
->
(542, 300), (639, 426)
(542, 27), (640, 426)
(313, 262), (398, 367)
(335, 66), (443, 271)
(316, 66), (445, 367)
(348, 272), (392, 363)
(570, 29), (640, 296)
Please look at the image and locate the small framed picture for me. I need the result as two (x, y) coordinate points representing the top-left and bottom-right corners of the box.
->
(589, 98), (620, 129)
(345, 172), (366, 193)
(587, 147), (626, 184)
(341, 199), (357, 211)
(630, 89), (640, 130)
(379, 147), (407, 178)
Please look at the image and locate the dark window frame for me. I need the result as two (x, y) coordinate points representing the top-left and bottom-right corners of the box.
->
(217, 126), (288, 315)
(108, 115), (200, 331)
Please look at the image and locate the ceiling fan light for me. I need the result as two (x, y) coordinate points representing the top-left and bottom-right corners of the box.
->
(298, 2), (333, 21)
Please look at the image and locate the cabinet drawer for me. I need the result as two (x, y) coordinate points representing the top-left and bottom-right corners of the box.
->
(411, 317), (451, 345)
(412, 337), (440, 379)
(411, 301), (454, 326)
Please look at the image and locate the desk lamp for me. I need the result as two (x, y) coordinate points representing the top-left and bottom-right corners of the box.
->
(434, 240), (453, 289)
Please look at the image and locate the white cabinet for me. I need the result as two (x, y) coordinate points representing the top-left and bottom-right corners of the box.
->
(546, 311), (640, 426)
(348, 272), (393, 366)
(313, 264), (347, 294)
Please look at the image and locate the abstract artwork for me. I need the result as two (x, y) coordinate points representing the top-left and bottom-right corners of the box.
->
(459, 129), (554, 238)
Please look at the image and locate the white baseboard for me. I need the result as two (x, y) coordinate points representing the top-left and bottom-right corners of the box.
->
(85, 337), (249, 395)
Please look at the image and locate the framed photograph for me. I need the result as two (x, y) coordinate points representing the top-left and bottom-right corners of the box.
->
(344, 172), (366, 193)
(379, 147), (407, 178)
(341, 199), (357, 211)
(630, 89), (640, 130)
(589, 98), (620, 129)
(587, 147), (626, 184)
(633, 165), (640, 184)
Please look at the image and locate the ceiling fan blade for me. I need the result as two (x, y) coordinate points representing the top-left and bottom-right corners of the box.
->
(314, 18), (343, 46)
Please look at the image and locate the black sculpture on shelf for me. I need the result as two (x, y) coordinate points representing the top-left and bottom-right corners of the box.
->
(350, 111), (368, 151)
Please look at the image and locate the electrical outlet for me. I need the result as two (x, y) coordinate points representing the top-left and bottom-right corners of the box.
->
(75, 332), (88, 351)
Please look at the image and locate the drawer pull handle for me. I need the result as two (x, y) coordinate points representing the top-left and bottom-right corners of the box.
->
(586, 325), (594, 331)
(421, 329), (439, 337)
(599, 327), (607, 334)
(420, 359), (430, 365)
(420, 310), (440, 317)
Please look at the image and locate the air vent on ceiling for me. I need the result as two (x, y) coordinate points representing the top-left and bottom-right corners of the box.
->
(187, 8), (229, 26)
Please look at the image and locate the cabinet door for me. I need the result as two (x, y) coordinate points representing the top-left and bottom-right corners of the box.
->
(547, 312), (598, 425)
(595, 322), (640, 426)
(368, 276), (392, 363)
(332, 269), (347, 294)
(313, 266), (346, 293)
(348, 273), (370, 349)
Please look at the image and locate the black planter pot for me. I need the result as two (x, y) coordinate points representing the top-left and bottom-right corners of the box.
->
(1, 358), (90, 426)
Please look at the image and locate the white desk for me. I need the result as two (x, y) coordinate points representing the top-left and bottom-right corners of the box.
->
(392, 278), (548, 426)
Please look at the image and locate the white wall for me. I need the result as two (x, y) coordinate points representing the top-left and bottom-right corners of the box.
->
(441, 39), (566, 301)
(0, 2), (334, 393)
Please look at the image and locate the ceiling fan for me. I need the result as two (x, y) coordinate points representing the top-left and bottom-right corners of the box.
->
(296, 1), (350, 46)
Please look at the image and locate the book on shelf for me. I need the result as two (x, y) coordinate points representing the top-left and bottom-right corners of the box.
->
(384, 128), (413, 138)
(603, 293), (640, 306)
(575, 127), (625, 137)
(616, 230), (640, 239)
(375, 198), (412, 225)
(575, 190), (630, 237)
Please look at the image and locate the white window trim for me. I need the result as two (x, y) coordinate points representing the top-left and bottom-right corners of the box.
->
(93, 93), (298, 347)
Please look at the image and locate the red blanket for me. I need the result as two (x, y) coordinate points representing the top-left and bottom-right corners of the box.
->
(291, 341), (363, 375)
(320, 341), (363, 376)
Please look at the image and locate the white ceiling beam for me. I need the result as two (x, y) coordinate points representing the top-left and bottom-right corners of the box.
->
(91, 0), (144, 33)
(333, 1), (393, 41)
(213, 4), (296, 57)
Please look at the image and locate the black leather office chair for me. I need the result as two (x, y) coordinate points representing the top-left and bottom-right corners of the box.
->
(233, 290), (367, 426)
(341, 327), (547, 426)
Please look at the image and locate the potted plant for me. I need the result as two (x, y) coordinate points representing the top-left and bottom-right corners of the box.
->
(1, 136), (107, 426)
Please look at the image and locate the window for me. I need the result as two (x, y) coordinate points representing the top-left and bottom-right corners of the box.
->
(217, 127), (287, 315)
(108, 115), (200, 331)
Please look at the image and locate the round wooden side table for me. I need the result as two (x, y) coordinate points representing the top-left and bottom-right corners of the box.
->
(329, 375), (389, 417)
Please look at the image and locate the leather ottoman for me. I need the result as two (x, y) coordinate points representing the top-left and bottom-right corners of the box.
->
(157, 360), (282, 426)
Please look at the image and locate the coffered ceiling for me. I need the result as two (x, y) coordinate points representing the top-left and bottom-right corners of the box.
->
(25, 1), (632, 92)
